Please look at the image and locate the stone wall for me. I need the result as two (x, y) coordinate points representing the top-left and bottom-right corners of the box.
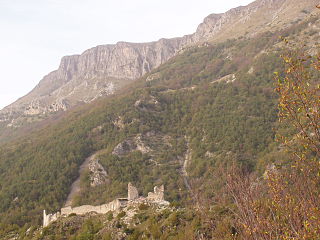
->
(43, 210), (60, 228)
(43, 183), (166, 227)
(61, 199), (125, 216)
(43, 199), (126, 227)
(147, 185), (164, 202)
(128, 182), (139, 200)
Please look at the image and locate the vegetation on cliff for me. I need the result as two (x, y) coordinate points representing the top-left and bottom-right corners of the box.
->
(0, 12), (319, 239)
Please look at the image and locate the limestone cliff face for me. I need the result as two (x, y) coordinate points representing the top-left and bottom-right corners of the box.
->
(1, 39), (184, 127)
(0, 0), (317, 127)
(191, 0), (318, 42)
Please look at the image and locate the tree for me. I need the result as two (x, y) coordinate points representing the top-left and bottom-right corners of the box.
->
(228, 46), (320, 239)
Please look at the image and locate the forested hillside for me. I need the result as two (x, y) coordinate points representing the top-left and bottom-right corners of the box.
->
(0, 12), (319, 239)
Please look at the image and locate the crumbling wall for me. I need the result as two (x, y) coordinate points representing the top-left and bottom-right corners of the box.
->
(128, 182), (139, 200)
(147, 185), (164, 202)
(43, 210), (60, 227)
(60, 199), (125, 217)
(43, 183), (166, 227)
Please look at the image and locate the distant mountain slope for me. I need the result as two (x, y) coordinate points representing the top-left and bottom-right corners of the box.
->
(0, 0), (317, 132)
(0, 12), (318, 231)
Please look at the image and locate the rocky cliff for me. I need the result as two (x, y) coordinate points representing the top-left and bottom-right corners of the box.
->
(0, 0), (317, 127)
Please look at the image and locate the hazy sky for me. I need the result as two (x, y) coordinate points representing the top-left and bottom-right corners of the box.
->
(0, 0), (254, 109)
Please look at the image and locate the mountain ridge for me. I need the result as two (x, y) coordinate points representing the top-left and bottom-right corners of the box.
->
(0, 0), (317, 129)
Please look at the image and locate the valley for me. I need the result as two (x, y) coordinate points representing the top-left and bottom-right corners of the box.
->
(0, 0), (319, 239)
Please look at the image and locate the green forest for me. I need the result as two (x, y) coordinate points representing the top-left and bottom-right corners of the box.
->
(0, 13), (319, 240)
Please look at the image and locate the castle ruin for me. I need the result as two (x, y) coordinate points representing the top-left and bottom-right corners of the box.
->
(147, 185), (164, 201)
(128, 182), (139, 200)
(43, 183), (167, 227)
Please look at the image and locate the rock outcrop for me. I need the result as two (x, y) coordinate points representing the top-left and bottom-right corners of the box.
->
(64, 154), (107, 207)
(88, 158), (108, 187)
(112, 140), (137, 156)
(112, 133), (152, 156)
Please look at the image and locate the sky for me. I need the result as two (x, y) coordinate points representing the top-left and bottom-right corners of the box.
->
(0, 0), (254, 110)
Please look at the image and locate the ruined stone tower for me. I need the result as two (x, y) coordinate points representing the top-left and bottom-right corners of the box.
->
(128, 182), (139, 200)
(43, 209), (60, 228)
(147, 185), (164, 201)
(43, 210), (48, 227)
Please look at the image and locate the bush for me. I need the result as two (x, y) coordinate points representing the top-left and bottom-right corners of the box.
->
(116, 211), (126, 219)
(106, 211), (113, 221)
(138, 203), (149, 211)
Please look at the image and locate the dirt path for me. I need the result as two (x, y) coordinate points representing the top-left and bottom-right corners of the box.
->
(64, 154), (96, 207)
(182, 138), (192, 191)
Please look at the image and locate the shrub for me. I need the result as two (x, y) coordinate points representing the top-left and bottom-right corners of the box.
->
(116, 211), (126, 219)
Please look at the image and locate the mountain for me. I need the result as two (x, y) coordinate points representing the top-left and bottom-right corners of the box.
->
(0, 0), (317, 131)
(0, 0), (319, 238)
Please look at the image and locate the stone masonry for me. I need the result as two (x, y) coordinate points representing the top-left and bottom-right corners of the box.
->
(43, 183), (168, 227)
(128, 182), (139, 200)
(147, 185), (164, 201)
